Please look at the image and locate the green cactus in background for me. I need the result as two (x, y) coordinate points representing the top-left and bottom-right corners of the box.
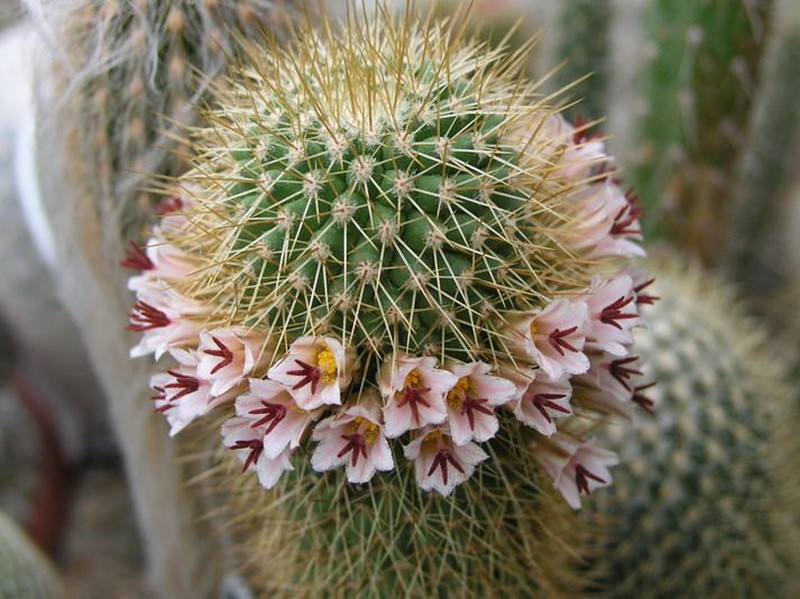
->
(586, 255), (800, 596)
(728, 0), (800, 302)
(45, 0), (300, 243)
(0, 512), (63, 599)
(552, 0), (612, 122)
(627, 0), (769, 261)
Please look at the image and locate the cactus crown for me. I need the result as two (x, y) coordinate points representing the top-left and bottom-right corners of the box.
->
(169, 9), (585, 366)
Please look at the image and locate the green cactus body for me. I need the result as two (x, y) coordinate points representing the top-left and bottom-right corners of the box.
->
(552, 0), (612, 122)
(587, 256), (800, 596)
(50, 0), (299, 243)
(204, 417), (581, 595)
(121, 6), (654, 595)
(0, 513), (63, 598)
(728, 0), (800, 300)
(627, 0), (768, 261)
(172, 18), (594, 364)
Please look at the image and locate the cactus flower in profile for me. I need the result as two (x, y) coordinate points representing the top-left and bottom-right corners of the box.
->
(150, 348), (238, 436)
(222, 417), (295, 490)
(536, 433), (619, 509)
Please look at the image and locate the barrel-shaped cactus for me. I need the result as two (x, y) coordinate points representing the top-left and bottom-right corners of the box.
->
(124, 7), (653, 594)
(587, 255), (800, 596)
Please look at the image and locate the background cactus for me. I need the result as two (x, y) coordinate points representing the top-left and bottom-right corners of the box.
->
(727, 0), (800, 304)
(25, 0), (308, 594)
(586, 255), (800, 596)
(0, 512), (63, 599)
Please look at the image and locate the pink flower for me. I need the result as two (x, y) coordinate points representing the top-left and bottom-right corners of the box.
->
(573, 352), (646, 419)
(128, 288), (205, 360)
(403, 426), (488, 496)
(589, 186), (645, 259)
(149, 349), (237, 436)
(127, 237), (196, 294)
(536, 434), (618, 509)
(561, 182), (645, 259)
(221, 417), (294, 490)
(378, 356), (458, 438)
(267, 336), (356, 410)
(501, 367), (572, 437)
(234, 378), (317, 459)
(310, 392), (394, 483)
(541, 114), (607, 181)
(626, 266), (658, 306)
(507, 299), (590, 380)
(444, 362), (516, 445)
(584, 275), (639, 356)
(196, 328), (271, 396)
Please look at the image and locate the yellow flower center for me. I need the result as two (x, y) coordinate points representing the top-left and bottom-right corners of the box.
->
(316, 344), (338, 385)
(446, 376), (473, 408)
(422, 429), (443, 448)
(403, 368), (422, 389)
(529, 321), (538, 338)
(352, 416), (380, 444)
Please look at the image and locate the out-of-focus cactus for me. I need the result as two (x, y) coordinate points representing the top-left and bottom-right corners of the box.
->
(33, 0), (302, 246)
(587, 255), (800, 596)
(625, 1), (769, 260)
(27, 1), (305, 595)
(0, 512), (63, 599)
(552, 0), (612, 121)
(728, 0), (800, 301)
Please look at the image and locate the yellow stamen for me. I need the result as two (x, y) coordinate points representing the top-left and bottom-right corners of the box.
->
(422, 429), (443, 447)
(316, 344), (338, 385)
(446, 376), (473, 408)
(529, 321), (538, 338)
(352, 416), (379, 444)
(404, 368), (422, 388)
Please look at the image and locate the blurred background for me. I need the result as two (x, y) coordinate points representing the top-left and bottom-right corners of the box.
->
(1, 0), (797, 596)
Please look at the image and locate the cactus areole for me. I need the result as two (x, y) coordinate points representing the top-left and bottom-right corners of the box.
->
(124, 7), (653, 504)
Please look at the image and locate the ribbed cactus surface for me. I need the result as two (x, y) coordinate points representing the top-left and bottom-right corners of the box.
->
(587, 256), (800, 596)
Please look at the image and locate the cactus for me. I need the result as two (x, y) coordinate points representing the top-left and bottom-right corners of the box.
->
(0, 512), (63, 599)
(36, 0), (302, 246)
(552, 0), (612, 122)
(26, 1), (306, 594)
(586, 255), (800, 596)
(623, 0), (769, 261)
(727, 0), (800, 301)
(122, 5), (654, 594)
